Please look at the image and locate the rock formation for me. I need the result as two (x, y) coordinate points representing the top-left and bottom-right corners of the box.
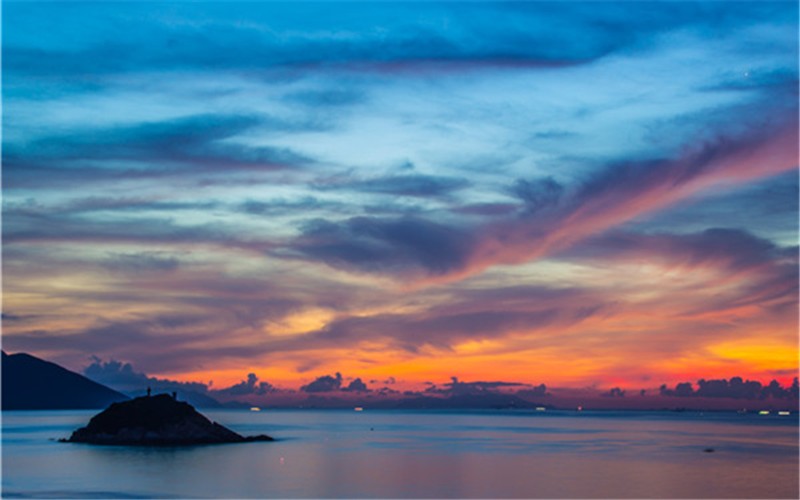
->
(63, 394), (273, 445)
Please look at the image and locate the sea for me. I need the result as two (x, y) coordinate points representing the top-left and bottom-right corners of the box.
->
(2, 408), (798, 498)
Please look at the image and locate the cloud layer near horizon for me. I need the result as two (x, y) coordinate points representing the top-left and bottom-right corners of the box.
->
(3, 1), (797, 391)
(79, 356), (797, 410)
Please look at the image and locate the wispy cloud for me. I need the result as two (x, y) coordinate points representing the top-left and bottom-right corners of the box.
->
(313, 173), (470, 198)
(3, 0), (796, 391)
(4, 114), (312, 190)
(279, 111), (797, 283)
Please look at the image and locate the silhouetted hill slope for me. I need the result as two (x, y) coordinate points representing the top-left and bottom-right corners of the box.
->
(64, 394), (273, 445)
(2, 351), (129, 410)
(117, 387), (223, 409)
(159, 389), (223, 409)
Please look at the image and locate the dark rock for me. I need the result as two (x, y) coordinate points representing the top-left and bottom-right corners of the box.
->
(63, 394), (273, 446)
(703, 448), (715, 453)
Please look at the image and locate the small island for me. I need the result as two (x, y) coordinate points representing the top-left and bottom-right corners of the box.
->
(62, 393), (273, 446)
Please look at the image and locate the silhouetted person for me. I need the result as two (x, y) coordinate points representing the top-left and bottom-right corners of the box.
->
(147, 387), (151, 397)
(172, 391), (177, 400)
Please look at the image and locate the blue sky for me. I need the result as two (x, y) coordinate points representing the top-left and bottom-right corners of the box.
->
(2, 1), (798, 396)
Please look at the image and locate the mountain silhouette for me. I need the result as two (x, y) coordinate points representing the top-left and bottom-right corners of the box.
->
(2, 351), (129, 410)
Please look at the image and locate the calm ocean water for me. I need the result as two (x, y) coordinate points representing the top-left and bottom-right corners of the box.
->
(2, 409), (798, 498)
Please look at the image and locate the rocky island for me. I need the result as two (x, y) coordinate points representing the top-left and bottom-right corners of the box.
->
(63, 393), (273, 446)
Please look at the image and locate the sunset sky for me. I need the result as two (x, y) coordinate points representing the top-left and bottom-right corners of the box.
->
(3, 1), (798, 397)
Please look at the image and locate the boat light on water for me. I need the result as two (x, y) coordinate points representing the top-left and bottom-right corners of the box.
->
(758, 410), (770, 415)
(354, 407), (364, 412)
(535, 407), (546, 412)
(778, 411), (790, 416)
(250, 407), (261, 412)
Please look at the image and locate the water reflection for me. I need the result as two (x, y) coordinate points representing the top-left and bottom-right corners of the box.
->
(3, 409), (798, 498)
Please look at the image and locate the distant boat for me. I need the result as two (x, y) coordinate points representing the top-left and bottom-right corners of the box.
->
(250, 407), (261, 412)
(778, 411), (790, 416)
(758, 410), (770, 415)
(535, 407), (546, 412)
(354, 407), (364, 412)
